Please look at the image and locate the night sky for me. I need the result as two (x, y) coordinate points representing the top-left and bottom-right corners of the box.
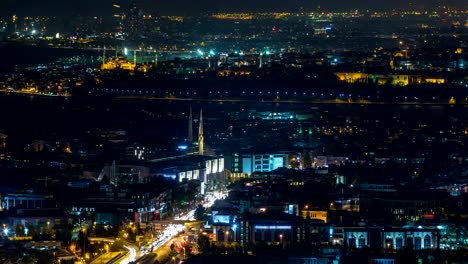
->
(2, 0), (467, 16)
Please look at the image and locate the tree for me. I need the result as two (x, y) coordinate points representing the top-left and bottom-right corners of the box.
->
(15, 223), (25, 236)
(197, 234), (211, 255)
(31, 250), (55, 264)
(194, 205), (207, 221)
(230, 242), (240, 253)
(303, 151), (312, 168)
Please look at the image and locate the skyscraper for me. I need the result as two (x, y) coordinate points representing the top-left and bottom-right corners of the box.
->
(127, 1), (143, 38)
(112, 1), (126, 35)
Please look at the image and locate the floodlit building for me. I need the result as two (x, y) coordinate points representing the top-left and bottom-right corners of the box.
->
(238, 212), (306, 245)
(343, 226), (440, 251)
(230, 153), (288, 174)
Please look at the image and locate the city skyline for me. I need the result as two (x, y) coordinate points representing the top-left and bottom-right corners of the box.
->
(0, 0), (466, 263)
(2, 0), (467, 16)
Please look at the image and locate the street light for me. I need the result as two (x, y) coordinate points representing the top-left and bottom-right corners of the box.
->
(99, 248), (104, 264)
(2, 224), (9, 237)
(81, 228), (87, 258)
(232, 225), (237, 242)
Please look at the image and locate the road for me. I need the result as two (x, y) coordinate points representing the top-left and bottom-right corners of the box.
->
(89, 252), (121, 264)
(87, 190), (227, 264)
(135, 191), (228, 263)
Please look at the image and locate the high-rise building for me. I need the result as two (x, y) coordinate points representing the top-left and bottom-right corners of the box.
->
(11, 15), (18, 33)
(0, 133), (7, 149)
(127, 1), (143, 38)
(0, 133), (8, 160)
(112, 1), (126, 35)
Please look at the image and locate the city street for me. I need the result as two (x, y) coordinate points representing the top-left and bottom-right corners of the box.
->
(134, 191), (227, 264)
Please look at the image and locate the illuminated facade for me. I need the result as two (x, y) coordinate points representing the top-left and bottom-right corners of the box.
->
(218, 69), (251, 76)
(335, 72), (369, 84)
(389, 75), (410, 86)
(424, 78), (446, 84)
(238, 214), (305, 245)
(343, 227), (440, 250)
(301, 210), (328, 223)
(0, 133), (7, 148)
(154, 157), (225, 185)
(233, 153), (288, 174)
(335, 72), (447, 86)
(2, 193), (51, 210)
(344, 229), (368, 248)
(101, 54), (136, 71)
(112, 1), (126, 34)
(127, 2), (143, 38)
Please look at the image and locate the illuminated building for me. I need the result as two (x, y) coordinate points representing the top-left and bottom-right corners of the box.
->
(127, 1), (143, 38)
(424, 78), (446, 84)
(0, 133), (7, 148)
(112, 1), (126, 34)
(301, 210), (328, 223)
(146, 155), (224, 195)
(343, 227), (440, 251)
(335, 72), (369, 84)
(10, 15), (18, 33)
(8, 208), (68, 239)
(335, 72), (446, 86)
(211, 13), (254, 20)
(232, 153), (288, 174)
(217, 69), (251, 76)
(390, 75), (410, 86)
(101, 48), (136, 71)
(238, 213), (306, 245)
(2, 193), (52, 210)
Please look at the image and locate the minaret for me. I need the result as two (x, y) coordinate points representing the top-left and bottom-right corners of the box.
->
(141, 47), (145, 65)
(133, 49), (137, 66)
(198, 109), (204, 155)
(259, 53), (263, 68)
(155, 50), (158, 66)
(188, 107), (193, 144)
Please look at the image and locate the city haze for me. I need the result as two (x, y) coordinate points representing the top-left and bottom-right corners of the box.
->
(2, 0), (468, 16)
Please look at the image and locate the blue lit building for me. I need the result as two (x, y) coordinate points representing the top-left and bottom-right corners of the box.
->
(229, 153), (289, 175)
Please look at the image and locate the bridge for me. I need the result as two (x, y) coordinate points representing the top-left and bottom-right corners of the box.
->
(87, 237), (116, 243)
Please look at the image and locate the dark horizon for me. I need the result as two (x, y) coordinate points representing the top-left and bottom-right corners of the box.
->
(2, 0), (467, 17)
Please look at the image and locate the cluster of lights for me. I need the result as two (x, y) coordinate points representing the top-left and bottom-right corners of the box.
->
(255, 225), (292, 230)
